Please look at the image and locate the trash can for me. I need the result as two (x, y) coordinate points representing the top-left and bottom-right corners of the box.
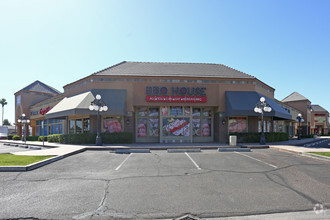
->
(229, 135), (237, 146)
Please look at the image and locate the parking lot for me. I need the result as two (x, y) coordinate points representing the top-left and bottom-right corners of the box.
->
(0, 147), (329, 219)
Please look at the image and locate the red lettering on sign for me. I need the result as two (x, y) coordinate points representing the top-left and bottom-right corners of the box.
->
(146, 96), (207, 103)
(39, 107), (51, 115)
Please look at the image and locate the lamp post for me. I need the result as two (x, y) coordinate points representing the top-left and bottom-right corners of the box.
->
(89, 94), (108, 146)
(296, 113), (304, 140)
(17, 113), (30, 145)
(254, 97), (272, 145)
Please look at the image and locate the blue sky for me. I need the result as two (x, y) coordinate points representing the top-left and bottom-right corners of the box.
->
(1, 0), (329, 123)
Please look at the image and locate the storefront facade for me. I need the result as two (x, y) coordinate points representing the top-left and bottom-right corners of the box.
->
(16, 61), (297, 143)
(282, 92), (330, 136)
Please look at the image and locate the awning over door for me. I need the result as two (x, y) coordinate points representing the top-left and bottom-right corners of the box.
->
(45, 89), (126, 119)
(225, 91), (292, 120)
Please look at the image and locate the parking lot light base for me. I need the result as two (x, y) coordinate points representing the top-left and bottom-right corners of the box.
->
(96, 136), (102, 146)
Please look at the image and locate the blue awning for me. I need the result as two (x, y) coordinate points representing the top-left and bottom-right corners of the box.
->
(226, 91), (292, 120)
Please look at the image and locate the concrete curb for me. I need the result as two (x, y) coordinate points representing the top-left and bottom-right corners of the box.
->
(240, 145), (269, 149)
(269, 146), (301, 155)
(167, 149), (201, 153)
(218, 148), (251, 152)
(114, 149), (151, 154)
(300, 152), (330, 161)
(0, 155), (64, 172)
(0, 148), (86, 172)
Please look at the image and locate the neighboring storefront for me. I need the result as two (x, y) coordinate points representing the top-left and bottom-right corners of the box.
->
(311, 105), (329, 135)
(282, 92), (329, 136)
(16, 61), (300, 143)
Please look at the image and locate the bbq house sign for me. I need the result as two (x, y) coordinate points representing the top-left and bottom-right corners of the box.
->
(146, 86), (207, 103)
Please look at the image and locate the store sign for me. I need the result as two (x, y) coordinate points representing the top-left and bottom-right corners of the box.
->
(146, 86), (207, 102)
(40, 107), (51, 115)
(146, 96), (207, 102)
(30, 107), (52, 116)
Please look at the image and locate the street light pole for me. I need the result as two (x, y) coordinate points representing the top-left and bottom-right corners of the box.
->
(89, 94), (108, 146)
(296, 113), (304, 140)
(17, 113), (30, 145)
(254, 97), (272, 145)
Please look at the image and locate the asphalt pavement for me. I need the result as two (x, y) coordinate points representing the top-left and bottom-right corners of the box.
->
(0, 149), (329, 219)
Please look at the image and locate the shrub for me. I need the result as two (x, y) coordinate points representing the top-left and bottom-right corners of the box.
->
(7, 135), (13, 140)
(38, 136), (47, 142)
(47, 134), (62, 143)
(301, 134), (314, 139)
(26, 136), (39, 141)
(12, 135), (21, 141)
(229, 132), (289, 143)
(102, 132), (133, 144)
(44, 132), (133, 145)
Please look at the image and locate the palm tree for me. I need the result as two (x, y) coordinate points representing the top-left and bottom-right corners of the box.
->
(0, 98), (7, 126)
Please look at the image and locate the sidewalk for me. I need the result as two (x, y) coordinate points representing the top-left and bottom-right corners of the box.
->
(1, 137), (329, 157)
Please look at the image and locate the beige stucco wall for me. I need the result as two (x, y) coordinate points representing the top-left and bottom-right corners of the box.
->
(62, 75), (275, 114)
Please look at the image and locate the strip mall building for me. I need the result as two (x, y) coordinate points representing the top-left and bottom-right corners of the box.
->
(15, 61), (328, 143)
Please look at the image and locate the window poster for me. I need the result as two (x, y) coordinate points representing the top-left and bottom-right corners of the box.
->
(103, 117), (123, 133)
(202, 108), (212, 117)
(162, 118), (190, 136)
(161, 106), (168, 116)
(184, 107), (191, 116)
(170, 106), (183, 116)
(137, 107), (148, 117)
(149, 118), (159, 137)
(137, 118), (147, 137)
(149, 108), (159, 117)
(192, 108), (201, 116)
(192, 119), (201, 136)
(229, 117), (247, 133)
(201, 118), (211, 136)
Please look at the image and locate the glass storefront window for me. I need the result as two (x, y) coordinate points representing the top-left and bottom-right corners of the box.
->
(137, 107), (148, 117)
(192, 119), (201, 136)
(55, 124), (59, 134)
(170, 106), (182, 116)
(36, 127), (40, 136)
(229, 117), (247, 133)
(184, 107), (191, 116)
(137, 118), (147, 137)
(103, 117), (123, 133)
(192, 108), (201, 116)
(44, 126), (47, 136)
(162, 118), (190, 136)
(201, 118), (211, 136)
(59, 124), (63, 134)
(76, 119), (83, 134)
(149, 108), (159, 117)
(83, 119), (90, 133)
(69, 120), (75, 134)
(202, 108), (212, 117)
(161, 106), (169, 116)
(149, 118), (159, 136)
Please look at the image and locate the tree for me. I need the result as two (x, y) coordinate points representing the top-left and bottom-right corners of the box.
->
(3, 119), (11, 126)
(0, 98), (7, 126)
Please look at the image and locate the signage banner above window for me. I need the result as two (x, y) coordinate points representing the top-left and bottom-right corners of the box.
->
(146, 96), (207, 103)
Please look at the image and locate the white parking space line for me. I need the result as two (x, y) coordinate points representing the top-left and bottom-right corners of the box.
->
(185, 152), (202, 170)
(234, 151), (278, 169)
(115, 153), (133, 171)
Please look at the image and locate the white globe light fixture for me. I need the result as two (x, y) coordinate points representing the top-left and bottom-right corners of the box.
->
(89, 94), (109, 146)
(296, 113), (304, 140)
(254, 97), (272, 145)
(17, 113), (30, 144)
